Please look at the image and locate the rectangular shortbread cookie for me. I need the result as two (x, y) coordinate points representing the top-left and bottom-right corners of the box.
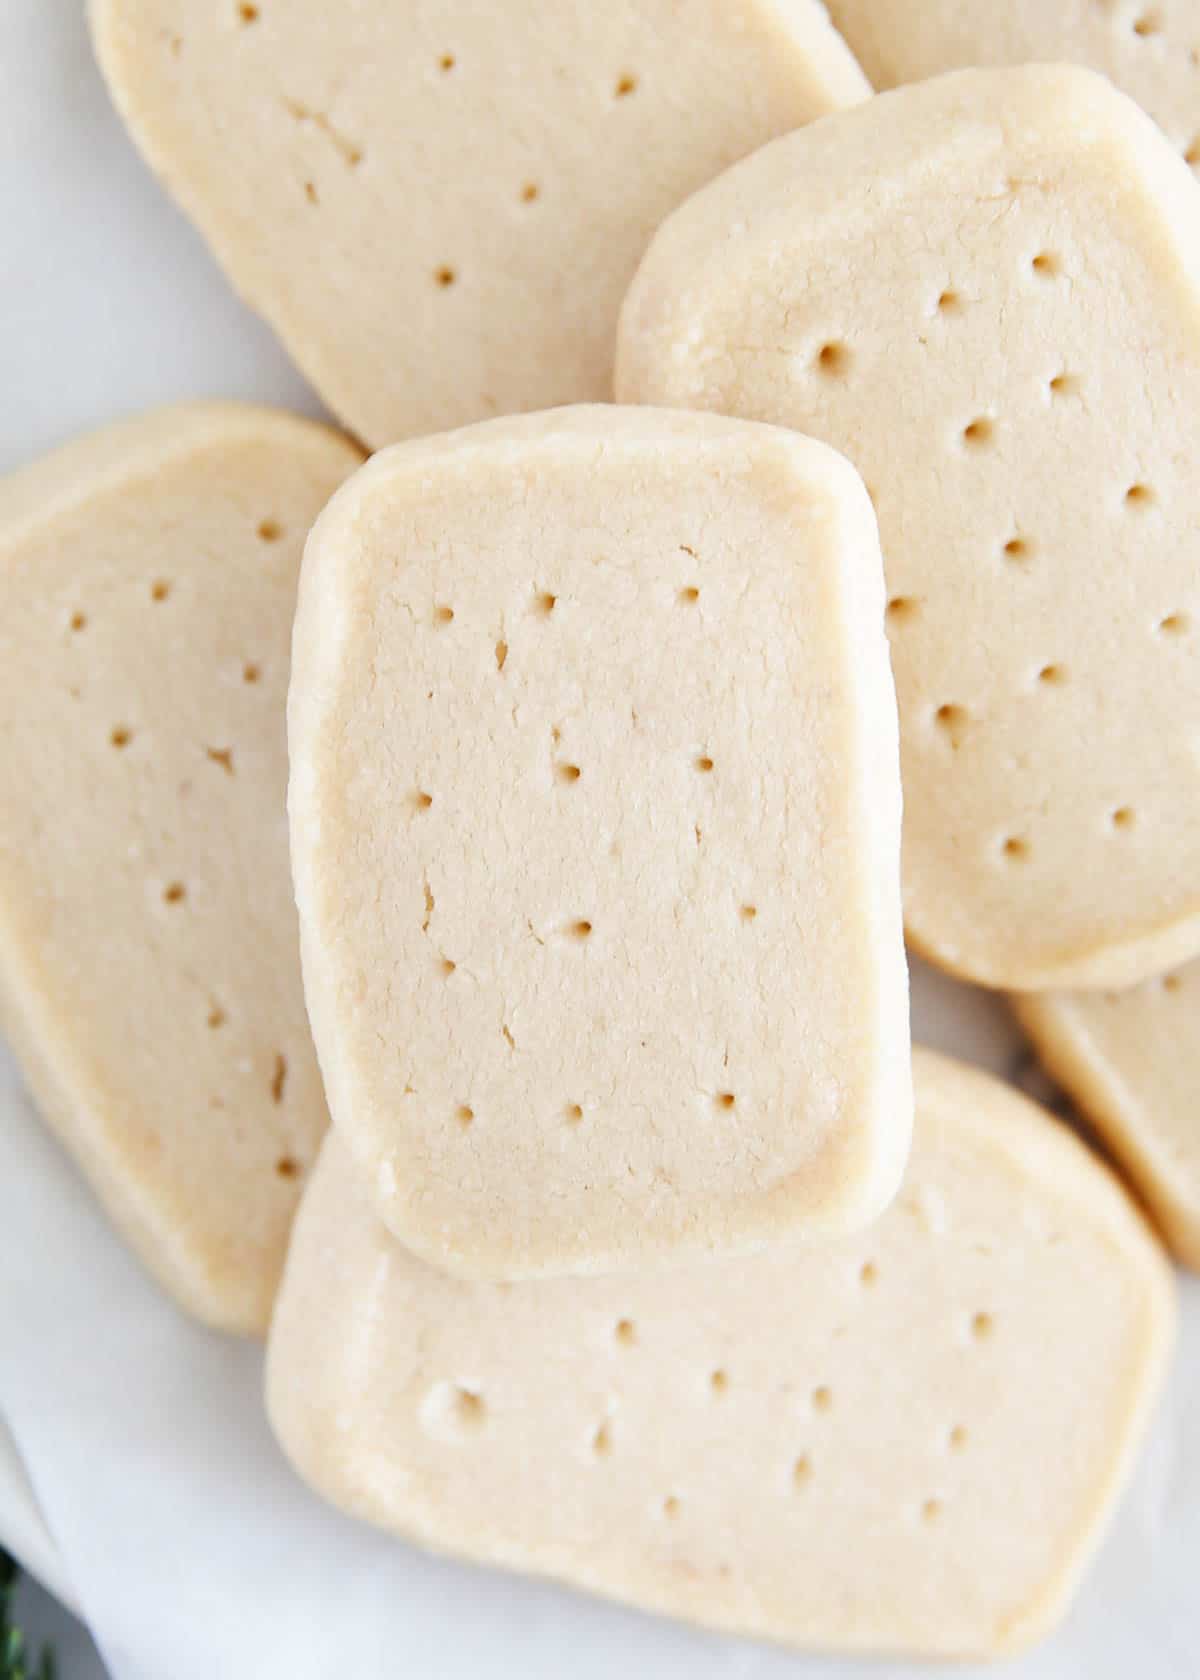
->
(1015, 965), (1200, 1268)
(618, 66), (1200, 993)
(267, 1049), (1173, 1660)
(0, 404), (362, 1333)
(289, 406), (910, 1279)
(90, 0), (868, 446)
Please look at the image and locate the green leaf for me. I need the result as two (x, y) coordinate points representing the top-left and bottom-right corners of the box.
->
(1, 1549), (56, 1680)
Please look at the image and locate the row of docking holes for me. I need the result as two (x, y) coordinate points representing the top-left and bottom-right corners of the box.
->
(868, 300), (1186, 871)
(62, 547), (298, 1181)
(153, 908), (300, 1182)
(205, 1009), (301, 1183)
(419, 875), (756, 1040)
(810, 250), (1067, 379)
(64, 516), (283, 636)
(447, 1086), (743, 1135)
(237, 3), (642, 233)
(429, 574), (705, 736)
(427, 1305), (995, 1524)
(442, 577), (704, 677)
(412, 752), (739, 808)
(204, 1003), (300, 1183)
(239, 0), (640, 102)
(889, 586), (1182, 862)
(66, 552), (277, 769)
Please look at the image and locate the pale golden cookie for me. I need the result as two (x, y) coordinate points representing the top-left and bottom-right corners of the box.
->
(618, 66), (1200, 991)
(90, 0), (867, 446)
(267, 1049), (1173, 1660)
(289, 406), (910, 1279)
(1015, 963), (1200, 1267)
(0, 404), (362, 1332)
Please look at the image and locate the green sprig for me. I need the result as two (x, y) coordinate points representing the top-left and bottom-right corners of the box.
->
(1, 1551), (55, 1680)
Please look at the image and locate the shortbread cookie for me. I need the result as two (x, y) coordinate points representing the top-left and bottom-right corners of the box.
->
(827, 0), (1200, 171)
(618, 66), (1200, 991)
(89, 0), (868, 448)
(0, 404), (362, 1333)
(1015, 966), (1200, 1267)
(267, 1049), (1173, 1660)
(289, 406), (910, 1278)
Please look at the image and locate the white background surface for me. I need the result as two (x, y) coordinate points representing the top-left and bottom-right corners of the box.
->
(1, 5), (1198, 1678)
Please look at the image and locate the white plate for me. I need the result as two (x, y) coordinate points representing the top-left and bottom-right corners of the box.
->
(0, 1413), (74, 1612)
(2, 7), (1199, 1680)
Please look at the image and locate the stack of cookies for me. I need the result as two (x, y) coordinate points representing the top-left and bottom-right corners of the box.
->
(2, 0), (1198, 1659)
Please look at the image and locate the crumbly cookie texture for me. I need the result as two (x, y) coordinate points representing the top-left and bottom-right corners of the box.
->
(0, 403), (362, 1333)
(289, 406), (910, 1279)
(617, 65), (1200, 992)
(89, 0), (867, 447)
(1015, 962), (1200, 1267)
(267, 1048), (1174, 1660)
(827, 0), (1200, 172)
